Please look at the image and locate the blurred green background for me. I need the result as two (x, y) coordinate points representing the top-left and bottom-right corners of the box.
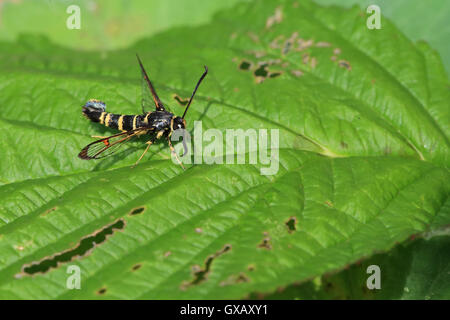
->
(0, 0), (448, 73)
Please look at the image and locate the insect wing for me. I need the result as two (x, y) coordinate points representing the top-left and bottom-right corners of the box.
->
(78, 129), (147, 160)
(137, 54), (166, 112)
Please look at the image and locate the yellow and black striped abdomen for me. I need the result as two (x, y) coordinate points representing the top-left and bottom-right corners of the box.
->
(87, 111), (146, 131)
(102, 113), (145, 131)
(82, 100), (147, 131)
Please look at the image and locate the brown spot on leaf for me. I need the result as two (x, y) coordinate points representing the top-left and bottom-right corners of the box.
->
(42, 207), (57, 217)
(282, 32), (298, 55)
(220, 272), (250, 286)
(269, 35), (284, 49)
(247, 31), (260, 43)
(246, 50), (266, 58)
(340, 141), (348, 149)
(291, 70), (304, 77)
(302, 53), (310, 65)
(265, 6), (283, 29)
(258, 232), (272, 249)
(255, 76), (265, 84)
(339, 60), (352, 70)
(14, 240), (33, 252)
(236, 273), (250, 283)
(296, 39), (314, 51)
(316, 41), (331, 47)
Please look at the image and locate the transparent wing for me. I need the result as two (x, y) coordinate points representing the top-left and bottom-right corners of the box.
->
(137, 54), (166, 112)
(78, 128), (151, 160)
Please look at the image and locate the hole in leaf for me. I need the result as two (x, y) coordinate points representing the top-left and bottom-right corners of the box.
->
(180, 244), (232, 290)
(129, 206), (145, 216)
(254, 64), (268, 77)
(269, 72), (282, 78)
(97, 287), (107, 295)
(239, 60), (252, 70)
(258, 232), (272, 250)
(20, 219), (125, 276)
(131, 263), (142, 271)
(285, 217), (297, 233)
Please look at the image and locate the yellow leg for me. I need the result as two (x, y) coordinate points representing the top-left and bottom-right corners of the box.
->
(91, 135), (108, 139)
(131, 140), (153, 168)
(167, 138), (185, 170)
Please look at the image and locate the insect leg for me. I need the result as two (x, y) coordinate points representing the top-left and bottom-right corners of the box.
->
(91, 135), (109, 139)
(167, 138), (185, 170)
(131, 140), (153, 168)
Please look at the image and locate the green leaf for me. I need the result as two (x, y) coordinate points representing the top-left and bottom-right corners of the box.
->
(0, 0), (448, 299)
(315, 0), (450, 74)
(0, 0), (248, 51)
(262, 235), (450, 300)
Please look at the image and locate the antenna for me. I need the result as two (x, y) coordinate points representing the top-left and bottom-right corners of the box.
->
(182, 66), (208, 119)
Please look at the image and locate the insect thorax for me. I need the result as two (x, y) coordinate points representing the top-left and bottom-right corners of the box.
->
(146, 111), (174, 131)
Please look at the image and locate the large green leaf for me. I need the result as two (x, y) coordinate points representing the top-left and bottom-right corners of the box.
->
(3, 0), (448, 75)
(258, 234), (450, 299)
(0, 0), (448, 299)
